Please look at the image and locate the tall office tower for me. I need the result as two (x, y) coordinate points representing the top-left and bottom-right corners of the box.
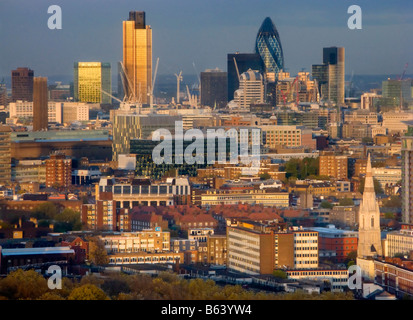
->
(324, 47), (345, 105)
(0, 125), (11, 185)
(357, 153), (383, 259)
(11, 67), (34, 102)
(122, 11), (152, 104)
(402, 124), (413, 224)
(234, 69), (264, 110)
(382, 79), (413, 108)
(200, 68), (227, 108)
(255, 17), (284, 81)
(33, 77), (48, 131)
(45, 153), (72, 188)
(74, 62), (112, 104)
(227, 53), (263, 102)
(312, 64), (328, 101)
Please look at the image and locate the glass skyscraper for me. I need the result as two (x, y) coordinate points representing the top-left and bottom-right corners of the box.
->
(255, 17), (284, 79)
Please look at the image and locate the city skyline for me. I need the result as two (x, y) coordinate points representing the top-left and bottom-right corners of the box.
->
(0, 0), (412, 79)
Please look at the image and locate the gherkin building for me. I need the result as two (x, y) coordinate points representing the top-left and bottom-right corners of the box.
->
(255, 17), (284, 78)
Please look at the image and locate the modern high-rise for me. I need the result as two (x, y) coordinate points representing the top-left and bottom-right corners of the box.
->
(402, 123), (413, 224)
(33, 77), (48, 131)
(0, 126), (11, 185)
(357, 153), (383, 259)
(227, 53), (264, 102)
(312, 47), (345, 105)
(200, 68), (227, 108)
(255, 17), (284, 80)
(122, 11), (152, 104)
(11, 67), (34, 102)
(74, 62), (111, 104)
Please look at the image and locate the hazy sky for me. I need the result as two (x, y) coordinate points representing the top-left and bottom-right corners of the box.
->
(0, 0), (412, 79)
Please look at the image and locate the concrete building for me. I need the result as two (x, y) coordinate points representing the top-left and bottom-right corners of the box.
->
(402, 124), (413, 224)
(385, 224), (413, 258)
(372, 167), (401, 189)
(260, 125), (316, 150)
(233, 69), (264, 111)
(9, 101), (63, 124)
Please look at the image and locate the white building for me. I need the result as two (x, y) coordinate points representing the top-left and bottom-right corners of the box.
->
(382, 111), (413, 134)
(360, 92), (381, 110)
(385, 228), (413, 258)
(233, 69), (264, 111)
(9, 100), (63, 123)
(371, 167), (401, 189)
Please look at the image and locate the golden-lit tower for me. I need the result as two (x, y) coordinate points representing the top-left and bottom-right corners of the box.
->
(122, 11), (152, 104)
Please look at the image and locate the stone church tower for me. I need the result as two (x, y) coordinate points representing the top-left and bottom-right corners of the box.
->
(357, 153), (383, 258)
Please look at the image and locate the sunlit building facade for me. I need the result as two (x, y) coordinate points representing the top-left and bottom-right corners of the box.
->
(74, 62), (111, 104)
(122, 11), (152, 104)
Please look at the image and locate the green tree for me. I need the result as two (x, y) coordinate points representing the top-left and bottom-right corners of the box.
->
(68, 284), (109, 300)
(273, 269), (288, 279)
(259, 172), (271, 180)
(320, 201), (334, 209)
(358, 177), (384, 195)
(32, 202), (58, 220)
(54, 209), (82, 232)
(382, 196), (402, 208)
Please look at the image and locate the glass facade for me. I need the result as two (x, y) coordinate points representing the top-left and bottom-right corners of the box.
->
(74, 62), (111, 104)
(255, 17), (284, 78)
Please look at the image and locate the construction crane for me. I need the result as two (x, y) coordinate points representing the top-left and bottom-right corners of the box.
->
(147, 57), (159, 112)
(233, 57), (241, 80)
(174, 71), (183, 104)
(399, 63), (409, 80)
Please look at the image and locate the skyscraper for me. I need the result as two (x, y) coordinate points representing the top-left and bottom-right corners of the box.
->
(227, 53), (263, 102)
(234, 69), (264, 111)
(312, 47), (345, 106)
(357, 153), (383, 259)
(74, 62), (112, 104)
(200, 68), (227, 108)
(33, 77), (48, 131)
(402, 123), (413, 224)
(122, 11), (152, 104)
(255, 17), (284, 80)
(11, 67), (34, 102)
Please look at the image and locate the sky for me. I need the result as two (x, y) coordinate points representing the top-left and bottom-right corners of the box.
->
(0, 0), (412, 79)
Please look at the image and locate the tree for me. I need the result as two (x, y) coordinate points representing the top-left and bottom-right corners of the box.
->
(68, 284), (109, 300)
(273, 269), (288, 279)
(0, 269), (49, 300)
(259, 172), (271, 180)
(382, 195), (402, 208)
(54, 208), (82, 232)
(320, 201), (334, 209)
(32, 202), (58, 220)
(87, 237), (109, 266)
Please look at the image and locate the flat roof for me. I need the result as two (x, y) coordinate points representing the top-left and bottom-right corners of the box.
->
(1, 246), (74, 256)
(305, 227), (358, 236)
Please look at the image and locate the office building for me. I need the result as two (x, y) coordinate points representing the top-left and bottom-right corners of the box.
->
(0, 126), (11, 185)
(112, 114), (180, 161)
(260, 125), (316, 150)
(122, 11), (152, 104)
(233, 69), (264, 111)
(74, 62), (111, 104)
(402, 124), (413, 224)
(11, 67), (34, 102)
(33, 77), (48, 131)
(227, 53), (263, 101)
(45, 153), (72, 188)
(312, 47), (345, 105)
(200, 68), (227, 108)
(255, 17), (284, 80)
(385, 225), (413, 258)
